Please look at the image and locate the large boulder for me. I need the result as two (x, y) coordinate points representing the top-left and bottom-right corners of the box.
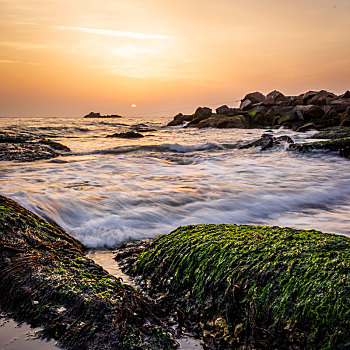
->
(167, 113), (193, 126)
(301, 91), (318, 105)
(197, 114), (246, 129)
(330, 99), (350, 113)
(264, 90), (289, 106)
(215, 105), (245, 116)
(240, 92), (265, 110)
(293, 105), (324, 122)
(194, 107), (212, 119)
(308, 90), (336, 105)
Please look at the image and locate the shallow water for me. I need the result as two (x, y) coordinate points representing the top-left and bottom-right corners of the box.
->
(1, 116), (350, 248)
(0, 315), (59, 350)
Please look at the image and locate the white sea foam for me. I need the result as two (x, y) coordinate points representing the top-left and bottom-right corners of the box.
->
(1, 116), (350, 247)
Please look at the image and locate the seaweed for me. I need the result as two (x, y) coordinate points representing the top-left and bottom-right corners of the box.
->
(0, 195), (175, 350)
(132, 224), (350, 349)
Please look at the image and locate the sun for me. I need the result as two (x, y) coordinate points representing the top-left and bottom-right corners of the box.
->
(131, 104), (137, 108)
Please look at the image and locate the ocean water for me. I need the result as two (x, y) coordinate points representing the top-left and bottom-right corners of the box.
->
(1, 116), (350, 248)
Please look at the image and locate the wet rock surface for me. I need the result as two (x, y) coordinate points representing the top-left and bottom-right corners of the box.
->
(239, 134), (294, 150)
(107, 131), (144, 139)
(0, 195), (175, 350)
(116, 225), (350, 350)
(167, 89), (350, 131)
(0, 131), (71, 162)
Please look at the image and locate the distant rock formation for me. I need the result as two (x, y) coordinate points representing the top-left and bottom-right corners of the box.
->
(84, 112), (122, 118)
(167, 89), (350, 131)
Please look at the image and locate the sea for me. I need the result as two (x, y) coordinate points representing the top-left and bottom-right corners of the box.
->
(1, 115), (350, 249)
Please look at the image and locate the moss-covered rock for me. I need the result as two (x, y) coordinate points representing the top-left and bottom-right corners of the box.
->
(289, 137), (350, 159)
(0, 195), (175, 350)
(129, 224), (350, 350)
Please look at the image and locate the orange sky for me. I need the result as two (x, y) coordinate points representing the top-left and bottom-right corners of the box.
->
(1, 0), (350, 117)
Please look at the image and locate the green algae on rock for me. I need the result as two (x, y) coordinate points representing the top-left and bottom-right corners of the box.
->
(289, 137), (350, 159)
(131, 224), (350, 349)
(0, 195), (175, 350)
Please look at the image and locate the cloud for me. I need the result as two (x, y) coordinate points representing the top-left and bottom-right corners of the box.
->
(55, 25), (174, 40)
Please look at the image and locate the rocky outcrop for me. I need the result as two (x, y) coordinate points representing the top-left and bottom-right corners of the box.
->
(0, 131), (71, 162)
(84, 112), (122, 118)
(107, 131), (144, 139)
(0, 195), (175, 350)
(289, 137), (350, 159)
(166, 89), (350, 131)
(116, 224), (350, 350)
(239, 134), (294, 150)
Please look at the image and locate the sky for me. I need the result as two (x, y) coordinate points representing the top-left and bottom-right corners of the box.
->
(0, 0), (350, 117)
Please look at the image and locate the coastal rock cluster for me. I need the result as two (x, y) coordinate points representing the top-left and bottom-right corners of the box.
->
(167, 90), (350, 131)
(84, 112), (122, 118)
(0, 131), (71, 162)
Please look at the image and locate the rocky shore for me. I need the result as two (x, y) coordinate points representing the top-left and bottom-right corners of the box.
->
(0, 195), (175, 350)
(1, 195), (349, 349)
(0, 131), (71, 162)
(167, 90), (350, 131)
(116, 225), (350, 350)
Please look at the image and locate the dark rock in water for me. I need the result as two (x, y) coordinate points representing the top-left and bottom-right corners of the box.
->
(289, 137), (350, 159)
(84, 112), (122, 118)
(312, 127), (350, 139)
(107, 131), (144, 139)
(194, 107), (212, 119)
(118, 224), (350, 350)
(293, 105), (324, 122)
(0, 132), (70, 162)
(215, 105), (230, 115)
(131, 124), (157, 133)
(0, 195), (175, 350)
(239, 134), (294, 150)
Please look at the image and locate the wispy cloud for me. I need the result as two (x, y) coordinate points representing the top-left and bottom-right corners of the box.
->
(55, 26), (174, 40)
(0, 59), (20, 64)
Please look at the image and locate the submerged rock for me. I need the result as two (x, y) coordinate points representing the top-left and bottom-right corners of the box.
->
(0, 131), (70, 162)
(312, 126), (350, 139)
(107, 131), (144, 139)
(0, 195), (175, 350)
(119, 224), (350, 350)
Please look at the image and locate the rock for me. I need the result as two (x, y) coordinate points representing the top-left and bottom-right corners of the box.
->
(301, 91), (318, 105)
(84, 112), (122, 118)
(330, 99), (350, 113)
(216, 105), (230, 115)
(0, 132), (71, 162)
(239, 134), (294, 150)
(264, 90), (289, 105)
(312, 127), (350, 139)
(197, 115), (246, 129)
(131, 124), (157, 132)
(308, 90), (336, 105)
(293, 105), (324, 122)
(0, 195), (175, 350)
(107, 131), (144, 139)
(340, 107), (350, 126)
(289, 137), (350, 159)
(123, 224), (350, 350)
(167, 113), (193, 126)
(242, 92), (265, 105)
(194, 107), (212, 119)
(240, 99), (253, 111)
(296, 122), (318, 132)
(340, 90), (350, 99)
